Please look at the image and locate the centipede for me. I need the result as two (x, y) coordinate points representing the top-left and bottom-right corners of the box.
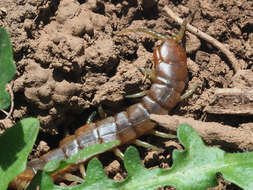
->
(9, 16), (191, 190)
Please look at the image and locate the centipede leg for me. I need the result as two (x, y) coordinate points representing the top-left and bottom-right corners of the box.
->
(62, 173), (84, 183)
(79, 164), (86, 179)
(86, 111), (97, 124)
(133, 139), (163, 152)
(87, 105), (106, 124)
(126, 67), (156, 98)
(180, 84), (198, 100)
(98, 104), (107, 119)
(138, 66), (156, 83)
(151, 130), (176, 139)
(125, 91), (146, 98)
(113, 148), (124, 160)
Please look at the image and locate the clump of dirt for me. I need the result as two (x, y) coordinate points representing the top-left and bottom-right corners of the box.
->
(1, 0), (253, 189)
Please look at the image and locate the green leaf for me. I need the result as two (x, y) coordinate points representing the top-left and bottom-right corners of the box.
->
(81, 158), (115, 189)
(43, 141), (120, 174)
(0, 27), (16, 109)
(0, 90), (10, 110)
(121, 146), (161, 190)
(0, 118), (40, 190)
(34, 158), (116, 190)
(26, 170), (54, 190)
(221, 152), (253, 189)
(30, 124), (253, 190)
(161, 124), (224, 189)
(29, 141), (120, 190)
(121, 124), (253, 190)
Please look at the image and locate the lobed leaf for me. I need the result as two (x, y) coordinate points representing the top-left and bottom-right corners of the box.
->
(0, 118), (39, 190)
(26, 124), (253, 190)
(221, 152), (253, 189)
(27, 141), (120, 190)
(26, 170), (54, 190)
(0, 27), (16, 110)
(43, 140), (120, 174)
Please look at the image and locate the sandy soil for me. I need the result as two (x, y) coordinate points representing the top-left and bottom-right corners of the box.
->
(1, 0), (253, 189)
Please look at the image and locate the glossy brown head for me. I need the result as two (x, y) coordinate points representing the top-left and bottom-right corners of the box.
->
(153, 39), (187, 66)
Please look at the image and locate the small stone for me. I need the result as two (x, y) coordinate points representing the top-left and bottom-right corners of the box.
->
(231, 24), (241, 36)
(186, 33), (201, 53)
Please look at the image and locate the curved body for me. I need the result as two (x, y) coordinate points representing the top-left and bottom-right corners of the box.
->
(10, 38), (187, 189)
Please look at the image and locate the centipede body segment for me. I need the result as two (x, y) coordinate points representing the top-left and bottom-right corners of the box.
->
(10, 20), (188, 189)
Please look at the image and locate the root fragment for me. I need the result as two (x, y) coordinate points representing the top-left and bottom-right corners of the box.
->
(150, 114), (253, 151)
(204, 88), (253, 115)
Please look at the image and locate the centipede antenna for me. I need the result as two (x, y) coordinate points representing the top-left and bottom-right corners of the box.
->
(62, 173), (84, 183)
(86, 111), (97, 124)
(173, 7), (198, 42)
(125, 91), (146, 98)
(116, 28), (167, 41)
(134, 139), (163, 152)
(180, 84), (198, 100)
(174, 19), (187, 42)
(138, 66), (156, 82)
(151, 130), (177, 139)
(113, 148), (124, 160)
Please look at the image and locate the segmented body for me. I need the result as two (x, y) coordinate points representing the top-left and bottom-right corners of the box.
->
(10, 34), (187, 189)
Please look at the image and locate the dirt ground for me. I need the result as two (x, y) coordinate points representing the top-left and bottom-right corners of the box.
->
(1, 0), (253, 189)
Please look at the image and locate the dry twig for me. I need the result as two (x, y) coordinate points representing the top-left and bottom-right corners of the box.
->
(204, 88), (253, 115)
(164, 6), (240, 72)
(151, 114), (253, 151)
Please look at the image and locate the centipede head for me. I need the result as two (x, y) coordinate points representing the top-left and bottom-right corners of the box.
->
(153, 39), (187, 66)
